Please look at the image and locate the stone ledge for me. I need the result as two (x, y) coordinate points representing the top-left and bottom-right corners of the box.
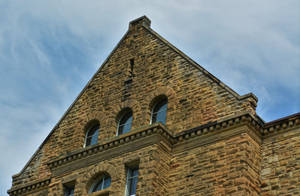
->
(175, 112), (262, 143)
(7, 178), (50, 196)
(48, 123), (174, 169)
(9, 113), (299, 195)
(47, 112), (300, 170)
(89, 189), (110, 196)
(262, 112), (300, 136)
(48, 113), (263, 170)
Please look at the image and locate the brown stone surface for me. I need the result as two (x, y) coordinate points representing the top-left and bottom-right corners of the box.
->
(261, 127), (300, 195)
(8, 16), (300, 196)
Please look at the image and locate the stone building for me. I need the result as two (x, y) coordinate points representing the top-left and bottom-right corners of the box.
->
(8, 16), (300, 196)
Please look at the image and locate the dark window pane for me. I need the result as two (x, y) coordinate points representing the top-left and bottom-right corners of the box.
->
(156, 110), (167, 124)
(118, 111), (132, 135)
(152, 113), (157, 123)
(152, 98), (167, 124)
(86, 137), (92, 146)
(129, 177), (138, 195)
(118, 124), (124, 135)
(127, 167), (139, 196)
(132, 168), (138, 177)
(90, 175), (111, 193)
(153, 99), (167, 113)
(120, 112), (132, 125)
(87, 127), (96, 137)
(103, 176), (111, 189)
(90, 129), (99, 145)
(122, 121), (132, 134)
(64, 185), (75, 196)
(92, 180), (102, 192)
(86, 124), (99, 146)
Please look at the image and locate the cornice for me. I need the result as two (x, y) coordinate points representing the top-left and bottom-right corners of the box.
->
(261, 112), (300, 137)
(48, 123), (174, 169)
(48, 113), (263, 170)
(8, 112), (300, 195)
(7, 178), (50, 196)
(175, 112), (263, 143)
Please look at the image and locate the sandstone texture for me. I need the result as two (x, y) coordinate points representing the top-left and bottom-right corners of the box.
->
(8, 16), (300, 196)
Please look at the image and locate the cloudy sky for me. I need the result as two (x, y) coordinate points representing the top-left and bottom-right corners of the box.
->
(0, 0), (299, 195)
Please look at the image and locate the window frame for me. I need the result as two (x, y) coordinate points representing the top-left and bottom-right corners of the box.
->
(150, 97), (168, 125)
(84, 123), (100, 147)
(125, 167), (139, 196)
(63, 182), (75, 196)
(88, 174), (111, 194)
(117, 110), (133, 136)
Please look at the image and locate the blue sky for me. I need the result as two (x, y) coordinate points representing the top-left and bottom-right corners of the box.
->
(0, 0), (299, 195)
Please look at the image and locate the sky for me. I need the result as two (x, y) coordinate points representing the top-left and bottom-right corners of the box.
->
(0, 0), (299, 195)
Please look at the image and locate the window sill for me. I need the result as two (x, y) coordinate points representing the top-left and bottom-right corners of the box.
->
(90, 189), (110, 196)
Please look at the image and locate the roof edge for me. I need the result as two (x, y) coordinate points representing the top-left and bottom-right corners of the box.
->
(264, 112), (300, 127)
(11, 26), (132, 179)
(142, 25), (258, 105)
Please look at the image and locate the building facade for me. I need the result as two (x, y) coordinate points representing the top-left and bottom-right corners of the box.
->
(8, 16), (300, 196)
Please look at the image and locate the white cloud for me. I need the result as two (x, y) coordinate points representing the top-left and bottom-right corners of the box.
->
(0, 0), (299, 195)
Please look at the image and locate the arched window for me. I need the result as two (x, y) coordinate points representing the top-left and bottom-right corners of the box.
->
(85, 124), (99, 147)
(88, 174), (111, 194)
(151, 97), (168, 124)
(117, 110), (133, 135)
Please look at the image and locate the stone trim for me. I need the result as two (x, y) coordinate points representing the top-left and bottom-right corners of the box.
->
(9, 113), (299, 195)
(80, 164), (117, 195)
(89, 189), (110, 196)
(7, 178), (50, 196)
(142, 25), (258, 106)
(262, 112), (300, 136)
(48, 113), (258, 169)
(175, 112), (262, 142)
(48, 123), (173, 169)
(111, 99), (141, 122)
(48, 112), (300, 170)
(146, 86), (177, 110)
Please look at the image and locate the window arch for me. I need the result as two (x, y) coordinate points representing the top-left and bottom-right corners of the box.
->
(85, 123), (100, 147)
(88, 173), (111, 194)
(117, 109), (133, 135)
(151, 96), (168, 125)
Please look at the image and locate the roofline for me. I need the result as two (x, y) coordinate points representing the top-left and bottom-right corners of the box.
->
(15, 16), (292, 179)
(142, 25), (258, 103)
(264, 112), (300, 127)
(11, 17), (257, 178)
(12, 25), (132, 179)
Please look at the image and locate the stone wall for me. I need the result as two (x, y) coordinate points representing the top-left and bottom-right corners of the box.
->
(8, 16), (299, 196)
(261, 127), (300, 195)
(11, 16), (254, 188)
(168, 126), (261, 196)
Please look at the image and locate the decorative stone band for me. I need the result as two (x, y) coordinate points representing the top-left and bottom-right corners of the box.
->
(7, 178), (50, 196)
(8, 112), (300, 195)
(48, 123), (175, 169)
(175, 113), (262, 143)
(262, 112), (300, 136)
(47, 112), (300, 170)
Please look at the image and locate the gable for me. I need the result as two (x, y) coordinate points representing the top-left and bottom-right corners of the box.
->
(10, 16), (258, 188)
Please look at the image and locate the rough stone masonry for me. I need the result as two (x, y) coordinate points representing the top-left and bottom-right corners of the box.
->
(8, 16), (300, 196)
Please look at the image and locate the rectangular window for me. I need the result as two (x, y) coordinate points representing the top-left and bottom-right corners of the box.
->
(64, 182), (75, 196)
(126, 167), (139, 196)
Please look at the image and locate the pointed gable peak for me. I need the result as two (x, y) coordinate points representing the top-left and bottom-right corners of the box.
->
(129, 15), (151, 30)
